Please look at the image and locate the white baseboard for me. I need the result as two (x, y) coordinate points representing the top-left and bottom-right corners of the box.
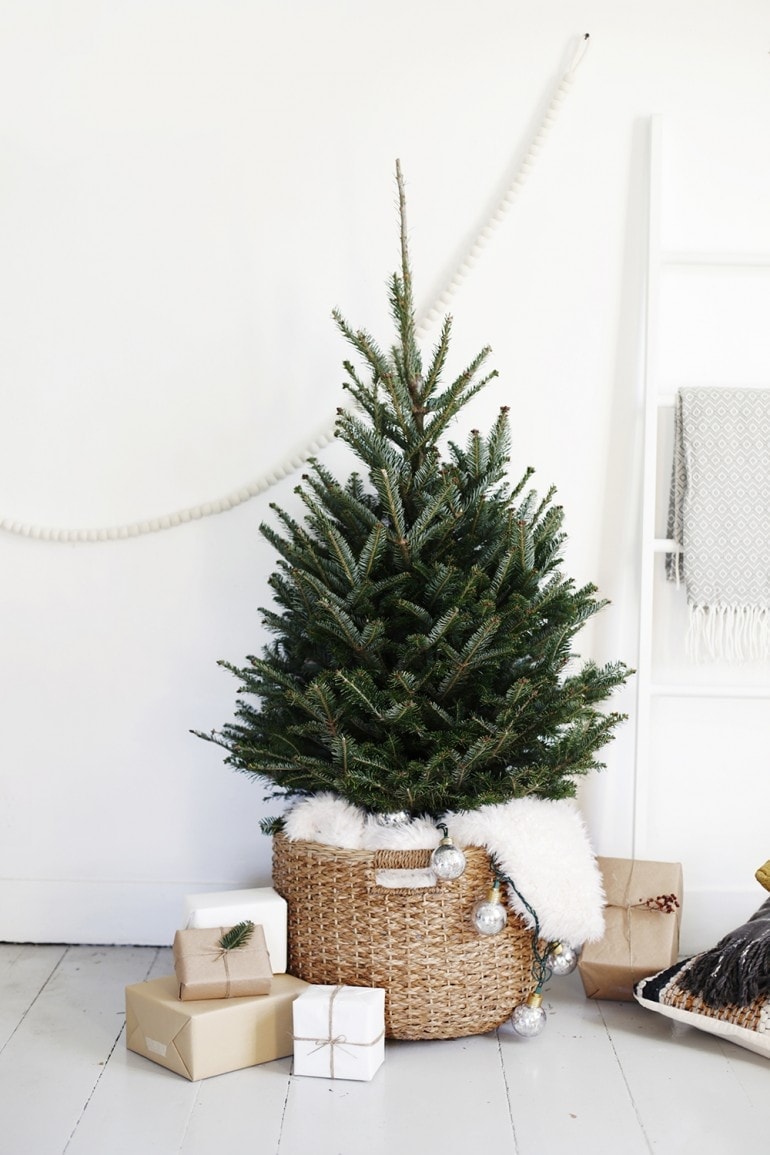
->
(1, 878), (765, 953)
(0, 877), (269, 946)
(678, 886), (764, 956)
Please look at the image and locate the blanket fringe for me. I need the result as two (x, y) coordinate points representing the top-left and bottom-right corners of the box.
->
(687, 604), (770, 663)
(679, 897), (770, 1008)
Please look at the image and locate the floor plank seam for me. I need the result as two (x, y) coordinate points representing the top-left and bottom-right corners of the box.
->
(61, 947), (163, 1154)
(718, 1038), (762, 1108)
(62, 1015), (130, 1154)
(142, 946), (163, 981)
(597, 1005), (655, 1155)
(274, 1066), (295, 1153)
(0, 943), (68, 1058)
(175, 1082), (204, 1154)
(495, 1028), (521, 1153)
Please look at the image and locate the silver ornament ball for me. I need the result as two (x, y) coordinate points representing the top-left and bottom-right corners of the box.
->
(430, 839), (467, 880)
(511, 995), (547, 1038)
(472, 884), (508, 935)
(547, 943), (579, 976)
(374, 811), (410, 827)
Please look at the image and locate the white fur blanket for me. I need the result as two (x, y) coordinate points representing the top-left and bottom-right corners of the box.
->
(282, 793), (605, 945)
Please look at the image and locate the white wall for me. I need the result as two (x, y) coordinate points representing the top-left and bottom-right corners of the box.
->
(1, 1), (768, 951)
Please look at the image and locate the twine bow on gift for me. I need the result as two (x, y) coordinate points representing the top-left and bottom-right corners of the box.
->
(294, 985), (385, 1078)
(618, 867), (680, 955)
(184, 914), (253, 997)
(632, 894), (680, 915)
(212, 921), (256, 998)
(217, 942), (232, 998)
(174, 920), (271, 1002)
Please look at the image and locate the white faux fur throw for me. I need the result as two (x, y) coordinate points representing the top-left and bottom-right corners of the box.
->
(282, 793), (605, 945)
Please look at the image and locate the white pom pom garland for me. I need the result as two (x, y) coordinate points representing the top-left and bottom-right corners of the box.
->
(1, 35), (589, 544)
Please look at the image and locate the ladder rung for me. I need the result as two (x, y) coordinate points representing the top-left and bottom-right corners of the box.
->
(650, 682), (770, 699)
(661, 251), (770, 268)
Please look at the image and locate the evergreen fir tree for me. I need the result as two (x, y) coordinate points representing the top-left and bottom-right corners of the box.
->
(197, 162), (631, 818)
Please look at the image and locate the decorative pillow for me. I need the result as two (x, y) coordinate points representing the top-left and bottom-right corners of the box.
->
(634, 896), (770, 1059)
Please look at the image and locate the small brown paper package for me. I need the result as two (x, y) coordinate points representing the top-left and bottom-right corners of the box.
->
(578, 857), (683, 1001)
(173, 924), (272, 1001)
(125, 973), (308, 1080)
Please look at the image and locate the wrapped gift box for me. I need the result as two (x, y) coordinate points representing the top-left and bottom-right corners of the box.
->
(292, 984), (385, 1082)
(578, 857), (683, 1001)
(183, 887), (287, 973)
(125, 973), (308, 1080)
(173, 923), (272, 1001)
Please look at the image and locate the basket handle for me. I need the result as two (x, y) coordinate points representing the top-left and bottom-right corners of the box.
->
(373, 866), (439, 890)
(369, 848), (440, 891)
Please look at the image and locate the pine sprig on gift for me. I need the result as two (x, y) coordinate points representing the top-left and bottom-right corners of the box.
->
(195, 161), (632, 816)
(218, 921), (255, 952)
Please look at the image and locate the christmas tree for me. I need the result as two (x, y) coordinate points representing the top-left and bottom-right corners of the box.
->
(198, 162), (631, 818)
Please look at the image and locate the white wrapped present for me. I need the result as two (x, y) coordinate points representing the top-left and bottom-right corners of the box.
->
(183, 887), (287, 974)
(292, 985), (385, 1081)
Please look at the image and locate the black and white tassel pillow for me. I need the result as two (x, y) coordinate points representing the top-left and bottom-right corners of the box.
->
(634, 896), (770, 1060)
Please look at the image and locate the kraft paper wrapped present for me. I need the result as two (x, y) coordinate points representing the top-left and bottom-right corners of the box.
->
(183, 887), (287, 973)
(292, 985), (385, 1081)
(578, 857), (683, 1001)
(173, 923), (272, 1001)
(125, 973), (308, 1080)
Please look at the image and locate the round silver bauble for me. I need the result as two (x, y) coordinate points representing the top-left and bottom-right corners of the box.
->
(546, 943), (579, 976)
(511, 994), (547, 1038)
(472, 886), (508, 935)
(374, 811), (410, 827)
(430, 838), (467, 880)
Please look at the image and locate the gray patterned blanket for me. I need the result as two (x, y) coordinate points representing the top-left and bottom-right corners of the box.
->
(666, 386), (770, 661)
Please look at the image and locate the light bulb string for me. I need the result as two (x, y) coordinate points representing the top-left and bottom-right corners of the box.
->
(496, 871), (560, 993)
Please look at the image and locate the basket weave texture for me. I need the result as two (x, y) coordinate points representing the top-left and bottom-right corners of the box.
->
(272, 833), (535, 1040)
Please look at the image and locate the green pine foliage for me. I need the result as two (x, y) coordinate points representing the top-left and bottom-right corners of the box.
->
(218, 921), (256, 952)
(196, 162), (631, 817)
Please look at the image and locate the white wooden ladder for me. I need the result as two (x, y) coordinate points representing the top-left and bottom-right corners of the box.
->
(633, 114), (770, 865)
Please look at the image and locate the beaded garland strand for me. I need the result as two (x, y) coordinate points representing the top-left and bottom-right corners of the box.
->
(0, 36), (590, 544)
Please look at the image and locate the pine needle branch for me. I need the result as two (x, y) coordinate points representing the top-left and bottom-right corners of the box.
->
(218, 921), (256, 952)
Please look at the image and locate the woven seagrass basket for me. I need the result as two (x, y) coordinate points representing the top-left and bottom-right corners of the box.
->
(272, 833), (536, 1040)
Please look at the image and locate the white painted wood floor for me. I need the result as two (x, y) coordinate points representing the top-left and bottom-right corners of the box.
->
(1, 942), (768, 1155)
